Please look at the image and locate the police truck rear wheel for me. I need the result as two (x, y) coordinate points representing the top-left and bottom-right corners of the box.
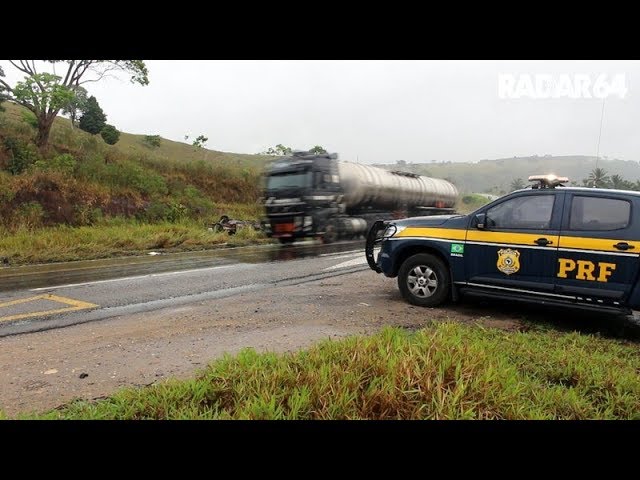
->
(398, 254), (450, 307)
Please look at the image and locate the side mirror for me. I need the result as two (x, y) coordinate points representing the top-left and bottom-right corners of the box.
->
(475, 213), (487, 230)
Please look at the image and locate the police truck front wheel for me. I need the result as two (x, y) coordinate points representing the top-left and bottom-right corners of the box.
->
(397, 253), (450, 307)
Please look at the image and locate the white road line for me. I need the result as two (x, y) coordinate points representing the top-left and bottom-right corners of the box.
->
(324, 257), (368, 271)
(319, 250), (361, 257)
(30, 264), (239, 291)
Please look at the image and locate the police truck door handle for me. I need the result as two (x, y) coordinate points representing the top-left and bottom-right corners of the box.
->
(534, 238), (552, 246)
(614, 242), (635, 251)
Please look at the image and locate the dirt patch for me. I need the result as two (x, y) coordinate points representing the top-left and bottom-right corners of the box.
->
(0, 270), (627, 417)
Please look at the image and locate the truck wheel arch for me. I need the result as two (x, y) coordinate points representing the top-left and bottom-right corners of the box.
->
(392, 244), (451, 277)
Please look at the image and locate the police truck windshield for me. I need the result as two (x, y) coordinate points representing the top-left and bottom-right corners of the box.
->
(266, 171), (312, 190)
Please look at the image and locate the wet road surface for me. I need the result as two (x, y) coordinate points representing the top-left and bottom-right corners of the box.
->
(0, 240), (370, 336)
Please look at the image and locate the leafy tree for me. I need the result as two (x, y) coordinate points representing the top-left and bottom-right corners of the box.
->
(144, 135), (162, 148)
(100, 124), (120, 145)
(309, 145), (327, 154)
(61, 85), (89, 127)
(192, 135), (208, 149)
(609, 174), (633, 190)
(262, 144), (292, 156)
(0, 60), (148, 149)
(510, 178), (525, 191)
(583, 168), (611, 188)
(79, 96), (107, 134)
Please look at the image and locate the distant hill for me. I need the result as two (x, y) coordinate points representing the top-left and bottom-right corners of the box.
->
(375, 156), (640, 194)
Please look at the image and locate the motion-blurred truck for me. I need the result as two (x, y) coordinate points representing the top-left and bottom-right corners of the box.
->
(262, 151), (459, 244)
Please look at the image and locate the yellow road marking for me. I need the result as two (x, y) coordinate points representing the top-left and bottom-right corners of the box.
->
(0, 294), (98, 323)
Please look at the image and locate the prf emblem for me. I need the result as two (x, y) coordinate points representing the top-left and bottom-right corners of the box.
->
(497, 249), (520, 275)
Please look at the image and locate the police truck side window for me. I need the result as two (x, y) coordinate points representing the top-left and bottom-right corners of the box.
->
(569, 196), (631, 231)
(486, 195), (554, 229)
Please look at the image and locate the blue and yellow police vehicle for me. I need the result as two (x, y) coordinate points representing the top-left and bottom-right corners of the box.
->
(365, 175), (640, 315)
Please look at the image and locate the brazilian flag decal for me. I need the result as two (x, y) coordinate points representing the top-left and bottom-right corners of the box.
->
(450, 243), (464, 254)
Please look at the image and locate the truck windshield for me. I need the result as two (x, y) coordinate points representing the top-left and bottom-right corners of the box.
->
(266, 171), (312, 190)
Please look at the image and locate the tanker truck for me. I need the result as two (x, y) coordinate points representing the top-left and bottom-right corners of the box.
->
(261, 151), (458, 244)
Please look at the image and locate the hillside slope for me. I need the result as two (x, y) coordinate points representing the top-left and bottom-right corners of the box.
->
(376, 155), (640, 194)
(0, 102), (274, 229)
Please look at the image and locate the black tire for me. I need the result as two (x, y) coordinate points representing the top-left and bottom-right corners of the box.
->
(322, 222), (338, 244)
(279, 237), (295, 245)
(397, 253), (450, 307)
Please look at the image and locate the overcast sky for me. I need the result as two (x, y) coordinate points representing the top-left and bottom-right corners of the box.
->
(2, 60), (639, 164)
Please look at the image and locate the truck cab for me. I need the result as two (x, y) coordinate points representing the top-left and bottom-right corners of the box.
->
(262, 152), (343, 244)
(366, 175), (640, 315)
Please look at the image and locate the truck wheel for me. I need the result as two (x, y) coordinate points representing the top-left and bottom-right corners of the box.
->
(322, 223), (338, 244)
(397, 253), (450, 307)
(279, 237), (295, 245)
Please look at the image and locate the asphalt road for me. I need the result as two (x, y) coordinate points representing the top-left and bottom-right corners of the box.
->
(0, 240), (371, 337)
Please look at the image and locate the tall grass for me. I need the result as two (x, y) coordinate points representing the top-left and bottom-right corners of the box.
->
(0, 219), (270, 265)
(0, 103), (273, 263)
(30, 323), (640, 420)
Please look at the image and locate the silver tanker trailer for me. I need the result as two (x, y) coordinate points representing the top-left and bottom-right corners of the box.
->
(262, 151), (458, 244)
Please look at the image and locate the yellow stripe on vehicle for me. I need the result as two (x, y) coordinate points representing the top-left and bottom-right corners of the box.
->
(396, 227), (466, 240)
(558, 236), (639, 254)
(467, 230), (559, 246)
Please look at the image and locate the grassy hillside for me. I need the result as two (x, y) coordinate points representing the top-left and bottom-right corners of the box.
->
(0, 102), (276, 264)
(377, 156), (640, 194)
(0, 102), (274, 230)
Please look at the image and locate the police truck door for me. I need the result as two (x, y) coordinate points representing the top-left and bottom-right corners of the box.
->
(555, 192), (640, 302)
(464, 191), (562, 294)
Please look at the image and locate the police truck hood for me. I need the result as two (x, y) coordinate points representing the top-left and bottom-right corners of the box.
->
(392, 214), (465, 227)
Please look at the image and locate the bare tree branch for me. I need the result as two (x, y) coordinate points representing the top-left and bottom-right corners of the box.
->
(9, 60), (31, 76)
(62, 60), (75, 85)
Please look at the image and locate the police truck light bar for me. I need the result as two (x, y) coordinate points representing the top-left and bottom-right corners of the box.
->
(527, 174), (569, 189)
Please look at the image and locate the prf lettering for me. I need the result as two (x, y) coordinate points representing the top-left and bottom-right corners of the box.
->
(557, 258), (616, 282)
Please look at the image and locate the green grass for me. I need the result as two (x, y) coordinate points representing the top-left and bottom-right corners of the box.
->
(0, 102), (276, 263)
(26, 322), (640, 419)
(0, 219), (271, 265)
(0, 102), (274, 229)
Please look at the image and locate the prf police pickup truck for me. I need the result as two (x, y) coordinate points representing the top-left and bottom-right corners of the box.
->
(365, 175), (640, 315)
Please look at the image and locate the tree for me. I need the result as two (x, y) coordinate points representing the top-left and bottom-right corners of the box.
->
(192, 135), (208, 149)
(61, 85), (88, 127)
(262, 144), (292, 156)
(583, 168), (610, 188)
(100, 124), (120, 145)
(0, 60), (148, 149)
(609, 174), (633, 190)
(510, 178), (525, 191)
(308, 145), (327, 154)
(79, 96), (107, 134)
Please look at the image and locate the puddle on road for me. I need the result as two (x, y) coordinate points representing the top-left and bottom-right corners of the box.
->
(0, 240), (365, 292)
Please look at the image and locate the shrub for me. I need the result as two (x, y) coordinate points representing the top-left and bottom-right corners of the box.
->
(15, 201), (45, 229)
(3, 137), (40, 175)
(33, 153), (77, 175)
(100, 125), (120, 145)
(143, 135), (161, 148)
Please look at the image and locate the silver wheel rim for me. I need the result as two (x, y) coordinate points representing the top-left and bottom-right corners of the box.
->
(407, 265), (438, 298)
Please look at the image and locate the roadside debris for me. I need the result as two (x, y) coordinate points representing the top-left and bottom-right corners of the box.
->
(208, 215), (262, 235)
(79, 373), (89, 379)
